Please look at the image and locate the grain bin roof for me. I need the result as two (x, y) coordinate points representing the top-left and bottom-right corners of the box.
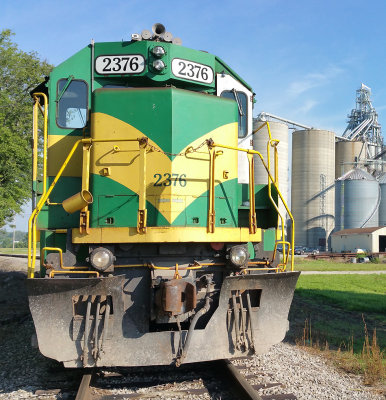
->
(337, 168), (375, 181)
(331, 227), (383, 235)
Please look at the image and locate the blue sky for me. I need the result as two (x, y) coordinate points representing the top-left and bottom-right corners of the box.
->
(2, 0), (386, 230)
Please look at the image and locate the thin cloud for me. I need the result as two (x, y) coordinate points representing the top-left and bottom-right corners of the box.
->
(296, 99), (319, 114)
(287, 66), (344, 97)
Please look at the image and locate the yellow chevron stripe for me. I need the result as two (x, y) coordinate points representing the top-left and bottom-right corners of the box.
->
(90, 113), (238, 223)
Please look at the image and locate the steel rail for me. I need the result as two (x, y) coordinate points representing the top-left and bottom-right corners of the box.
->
(0, 253), (40, 259)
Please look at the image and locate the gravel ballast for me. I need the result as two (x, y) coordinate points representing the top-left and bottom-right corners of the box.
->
(0, 256), (383, 399)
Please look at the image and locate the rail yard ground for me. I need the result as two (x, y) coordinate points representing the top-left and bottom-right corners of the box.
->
(0, 255), (384, 399)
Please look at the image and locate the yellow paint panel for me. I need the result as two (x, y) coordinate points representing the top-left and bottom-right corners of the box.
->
(48, 135), (82, 177)
(91, 113), (238, 223)
(72, 227), (262, 244)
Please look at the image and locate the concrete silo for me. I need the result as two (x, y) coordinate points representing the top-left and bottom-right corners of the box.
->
(291, 129), (335, 250)
(377, 173), (386, 226)
(252, 120), (289, 225)
(335, 140), (365, 179)
(335, 169), (379, 229)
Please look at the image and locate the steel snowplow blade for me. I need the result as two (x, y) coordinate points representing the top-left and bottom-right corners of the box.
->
(27, 271), (300, 367)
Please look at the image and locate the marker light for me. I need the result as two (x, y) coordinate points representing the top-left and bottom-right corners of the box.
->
(152, 46), (165, 57)
(152, 59), (166, 71)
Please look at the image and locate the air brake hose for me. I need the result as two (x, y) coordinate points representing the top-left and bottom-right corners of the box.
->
(175, 277), (212, 366)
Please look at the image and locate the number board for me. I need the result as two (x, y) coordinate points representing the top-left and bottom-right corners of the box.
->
(171, 58), (214, 84)
(95, 55), (146, 75)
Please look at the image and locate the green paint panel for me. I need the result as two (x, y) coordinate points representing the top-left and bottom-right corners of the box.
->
(37, 177), (82, 229)
(214, 56), (252, 91)
(92, 87), (237, 159)
(93, 41), (216, 89)
(98, 195), (138, 227)
(48, 46), (92, 136)
(247, 242), (255, 259)
(90, 174), (169, 228)
(238, 183), (278, 229)
(90, 174), (238, 228)
(263, 229), (276, 251)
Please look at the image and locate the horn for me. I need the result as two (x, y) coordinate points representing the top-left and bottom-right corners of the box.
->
(152, 23), (166, 37)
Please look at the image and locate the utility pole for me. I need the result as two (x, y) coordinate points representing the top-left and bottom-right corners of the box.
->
(10, 224), (16, 252)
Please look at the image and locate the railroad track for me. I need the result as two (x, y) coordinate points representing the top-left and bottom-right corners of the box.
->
(73, 358), (297, 400)
(0, 253), (40, 259)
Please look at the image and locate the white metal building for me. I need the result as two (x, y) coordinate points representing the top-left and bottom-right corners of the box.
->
(331, 226), (386, 253)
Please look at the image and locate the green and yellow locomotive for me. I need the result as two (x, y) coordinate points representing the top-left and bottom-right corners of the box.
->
(27, 24), (299, 367)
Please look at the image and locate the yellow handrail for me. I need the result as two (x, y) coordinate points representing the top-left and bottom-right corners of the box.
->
(264, 122), (291, 270)
(41, 246), (88, 270)
(207, 148), (216, 233)
(32, 93), (48, 204)
(208, 134), (295, 272)
(49, 270), (99, 278)
(28, 137), (143, 278)
(28, 139), (85, 278)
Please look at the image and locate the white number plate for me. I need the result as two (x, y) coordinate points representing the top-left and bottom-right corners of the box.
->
(95, 55), (145, 75)
(171, 58), (214, 84)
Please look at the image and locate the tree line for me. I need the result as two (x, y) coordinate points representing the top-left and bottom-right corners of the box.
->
(0, 229), (27, 248)
(0, 29), (53, 227)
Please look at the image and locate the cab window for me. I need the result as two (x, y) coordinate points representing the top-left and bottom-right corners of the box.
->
(56, 79), (88, 128)
(221, 90), (248, 138)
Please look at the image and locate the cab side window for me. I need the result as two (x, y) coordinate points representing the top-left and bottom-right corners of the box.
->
(56, 79), (88, 129)
(221, 90), (248, 138)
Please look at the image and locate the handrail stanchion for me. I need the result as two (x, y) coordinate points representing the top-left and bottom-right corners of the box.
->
(207, 147), (216, 233)
(137, 138), (148, 233)
(80, 142), (92, 234)
(248, 154), (257, 234)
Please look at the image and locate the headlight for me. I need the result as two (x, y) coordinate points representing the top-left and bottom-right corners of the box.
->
(152, 59), (165, 71)
(90, 247), (114, 271)
(152, 46), (165, 57)
(229, 246), (249, 267)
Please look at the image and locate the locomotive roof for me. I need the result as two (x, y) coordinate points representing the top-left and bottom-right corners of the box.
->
(31, 36), (253, 96)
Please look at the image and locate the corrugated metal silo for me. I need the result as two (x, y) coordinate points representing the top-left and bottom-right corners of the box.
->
(291, 129), (335, 250)
(335, 140), (364, 179)
(334, 179), (344, 232)
(377, 173), (386, 226)
(336, 169), (379, 229)
(252, 120), (289, 225)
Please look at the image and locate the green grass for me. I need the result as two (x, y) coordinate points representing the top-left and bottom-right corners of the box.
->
(296, 274), (386, 313)
(295, 258), (386, 271)
(290, 274), (385, 384)
(0, 247), (29, 255)
(288, 274), (386, 353)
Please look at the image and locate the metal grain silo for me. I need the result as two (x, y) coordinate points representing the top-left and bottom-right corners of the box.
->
(252, 120), (289, 225)
(377, 173), (386, 225)
(291, 129), (335, 250)
(336, 169), (379, 229)
(335, 140), (364, 179)
(334, 179), (344, 232)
